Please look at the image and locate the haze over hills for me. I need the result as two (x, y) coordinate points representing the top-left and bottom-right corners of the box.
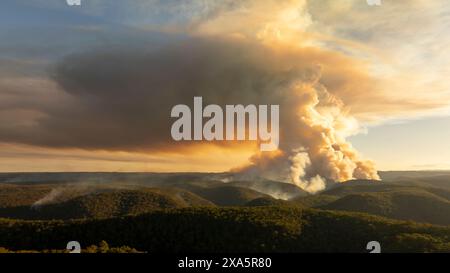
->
(227, 180), (308, 200)
(320, 188), (450, 226)
(379, 170), (450, 181)
(0, 188), (216, 220)
(0, 171), (450, 252)
(287, 176), (450, 226)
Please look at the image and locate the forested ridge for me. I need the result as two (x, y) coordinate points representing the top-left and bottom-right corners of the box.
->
(1, 172), (450, 253)
(0, 207), (449, 253)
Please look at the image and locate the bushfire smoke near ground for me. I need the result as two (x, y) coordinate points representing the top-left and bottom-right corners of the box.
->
(1, 0), (450, 189)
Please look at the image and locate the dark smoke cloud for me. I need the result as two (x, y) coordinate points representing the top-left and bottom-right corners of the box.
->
(0, 36), (316, 151)
(0, 34), (382, 188)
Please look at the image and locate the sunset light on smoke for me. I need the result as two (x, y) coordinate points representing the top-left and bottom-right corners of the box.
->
(2, 0), (450, 191)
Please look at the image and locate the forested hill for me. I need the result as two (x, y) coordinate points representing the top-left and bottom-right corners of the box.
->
(0, 207), (449, 253)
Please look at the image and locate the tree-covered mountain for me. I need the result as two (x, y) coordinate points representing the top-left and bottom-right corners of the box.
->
(0, 172), (450, 252)
(0, 207), (449, 253)
(320, 190), (450, 225)
(0, 188), (216, 220)
(189, 186), (272, 206)
(293, 180), (450, 225)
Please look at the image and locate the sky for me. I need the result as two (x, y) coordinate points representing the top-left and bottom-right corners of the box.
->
(1, 0), (450, 175)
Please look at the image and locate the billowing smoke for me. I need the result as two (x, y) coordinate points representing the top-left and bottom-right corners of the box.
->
(233, 65), (379, 193)
(290, 151), (326, 194)
(0, 35), (380, 193)
(0, 0), (382, 192)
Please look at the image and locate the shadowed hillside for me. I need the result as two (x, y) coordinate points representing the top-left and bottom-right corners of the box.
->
(0, 172), (450, 253)
(245, 197), (293, 207)
(227, 180), (308, 199)
(292, 180), (450, 225)
(0, 207), (449, 253)
(190, 186), (272, 206)
(291, 194), (340, 208)
(0, 188), (215, 220)
(320, 190), (450, 225)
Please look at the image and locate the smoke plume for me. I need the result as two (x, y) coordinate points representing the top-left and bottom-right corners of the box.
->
(0, 36), (380, 193)
(32, 188), (64, 209)
(232, 66), (380, 193)
(0, 0), (384, 192)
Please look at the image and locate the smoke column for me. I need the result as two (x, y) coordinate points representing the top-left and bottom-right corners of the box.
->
(235, 66), (380, 193)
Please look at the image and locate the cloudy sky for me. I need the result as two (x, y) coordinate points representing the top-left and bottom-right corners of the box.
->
(1, 0), (450, 173)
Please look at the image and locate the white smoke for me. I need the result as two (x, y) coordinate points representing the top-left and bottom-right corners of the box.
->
(31, 188), (64, 209)
(289, 150), (326, 194)
(234, 70), (380, 194)
(191, 0), (381, 193)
